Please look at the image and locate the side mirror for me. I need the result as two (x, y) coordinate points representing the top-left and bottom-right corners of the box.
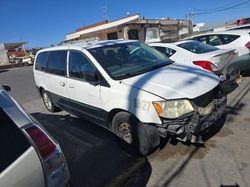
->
(85, 72), (99, 85)
(2, 85), (11, 92)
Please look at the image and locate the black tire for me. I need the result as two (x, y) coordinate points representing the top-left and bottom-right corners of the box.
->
(111, 111), (156, 156)
(41, 89), (60, 112)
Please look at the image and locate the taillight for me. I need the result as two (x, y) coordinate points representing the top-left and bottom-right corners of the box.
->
(245, 41), (250, 49)
(193, 60), (217, 71)
(24, 125), (70, 187)
(25, 125), (56, 159)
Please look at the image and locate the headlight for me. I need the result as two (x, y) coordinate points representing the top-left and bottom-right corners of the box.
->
(153, 99), (194, 119)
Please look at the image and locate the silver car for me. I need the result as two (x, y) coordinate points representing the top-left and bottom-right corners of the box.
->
(0, 85), (70, 187)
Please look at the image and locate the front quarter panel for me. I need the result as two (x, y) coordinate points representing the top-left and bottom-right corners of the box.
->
(101, 81), (162, 124)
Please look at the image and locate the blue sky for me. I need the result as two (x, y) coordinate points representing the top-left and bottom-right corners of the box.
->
(0, 0), (249, 47)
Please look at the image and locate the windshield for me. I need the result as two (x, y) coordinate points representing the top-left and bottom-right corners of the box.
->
(88, 42), (171, 80)
(178, 41), (218, 54)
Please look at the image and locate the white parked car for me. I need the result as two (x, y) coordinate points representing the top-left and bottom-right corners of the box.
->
(34, 40), (226, 155)
(0, 85), (69, 187)
(191, 30), (250, 73)
(149, 40), (237, 75)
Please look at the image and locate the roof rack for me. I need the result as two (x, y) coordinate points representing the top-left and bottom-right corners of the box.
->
(60, 37), (100, 46)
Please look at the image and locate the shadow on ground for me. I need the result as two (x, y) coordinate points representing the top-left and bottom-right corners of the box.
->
(31, 112), (152, 187)
(0, 70), (8, 73)
(242, 69), (250, 77)
(226, 77), (250, 122)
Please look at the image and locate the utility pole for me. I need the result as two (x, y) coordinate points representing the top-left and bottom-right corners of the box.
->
(188, 10), (194, 36)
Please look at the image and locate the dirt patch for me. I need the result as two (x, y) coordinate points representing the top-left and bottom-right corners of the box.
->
(149, 139), (217, 161)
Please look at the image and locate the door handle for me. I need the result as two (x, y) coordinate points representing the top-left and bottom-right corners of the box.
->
(59, 82), (65, 87)
(69, 83), (74, 88)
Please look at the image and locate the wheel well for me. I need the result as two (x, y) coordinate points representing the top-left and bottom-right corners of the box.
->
(39, 87), (44, 96)
(108, 109), (140, 127)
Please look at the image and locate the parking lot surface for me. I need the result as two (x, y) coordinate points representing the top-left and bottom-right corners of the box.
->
(1, 66), (250, 187)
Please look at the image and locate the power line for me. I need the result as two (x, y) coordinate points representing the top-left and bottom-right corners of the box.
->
(193, 0), (250, 15)
(194, 0), (248, 12)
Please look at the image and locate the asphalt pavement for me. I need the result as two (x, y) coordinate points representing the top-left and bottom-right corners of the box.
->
(1, 66), (250, 187)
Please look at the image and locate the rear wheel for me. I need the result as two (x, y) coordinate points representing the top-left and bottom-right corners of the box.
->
(111, 111), (155, 156)
(41, 89), (60, 112)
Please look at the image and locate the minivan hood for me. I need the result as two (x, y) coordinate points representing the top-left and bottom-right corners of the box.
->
(122, 64), (219, 100)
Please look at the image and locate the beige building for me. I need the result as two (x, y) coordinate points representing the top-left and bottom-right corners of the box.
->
(65, 14), (192, 43)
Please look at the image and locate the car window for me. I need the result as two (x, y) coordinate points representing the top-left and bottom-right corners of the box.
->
(208, 35), (223, 46)
(153, 46), (176, 57)
(47, 50), (67, 76)
(35, 52), (48, 71)
(69, 51), (96, 80)
(194, 36), (207, 44)
(219, 34), (240, 44)
(178, 41), (218, 54)
(88, 42), (171, 80)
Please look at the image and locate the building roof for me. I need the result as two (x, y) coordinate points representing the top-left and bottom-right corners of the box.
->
(65, 14), (140, 41)
(3, 42), (27, 50)
(76, 20), (108, 32)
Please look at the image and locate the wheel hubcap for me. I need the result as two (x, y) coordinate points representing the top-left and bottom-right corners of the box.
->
(118, 122), (133, 144)
(43, 92), (52, 110)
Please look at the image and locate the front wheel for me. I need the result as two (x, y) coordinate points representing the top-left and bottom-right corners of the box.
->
(111, 112), (158, 156)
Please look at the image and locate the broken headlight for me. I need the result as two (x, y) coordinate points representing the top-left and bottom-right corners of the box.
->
(153, 99), (194, 119)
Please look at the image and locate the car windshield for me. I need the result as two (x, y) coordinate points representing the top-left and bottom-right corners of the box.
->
(88, 42), (171, 80)
(178, 41), (218, 54)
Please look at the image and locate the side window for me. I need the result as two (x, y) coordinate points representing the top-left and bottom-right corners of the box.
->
(195, 36), (207, 44)
(35, 52), (48, 71)
(69, 51), (95, 80)
(219, 34), (240, 44)
(208, 35), (223, 46)
(153, 46), (176, 58)
(47, 51), (67, 76)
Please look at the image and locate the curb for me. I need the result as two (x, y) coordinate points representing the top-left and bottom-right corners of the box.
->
(0, 63), (31, 70)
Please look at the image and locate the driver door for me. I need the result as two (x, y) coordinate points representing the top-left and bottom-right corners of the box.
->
(66, 50), (105, 125)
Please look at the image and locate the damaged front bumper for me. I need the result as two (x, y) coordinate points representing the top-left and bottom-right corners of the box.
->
(156, 96), (227, 142)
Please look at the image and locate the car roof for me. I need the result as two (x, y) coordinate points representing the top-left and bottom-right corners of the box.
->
(227, 23), (250, 30)
(172, 40), (196, 45)
(39, 40), (139, 52)
(149, 40), (197, 47)
(191, 29), (250, 38)
(0, 86), (16, 109)
(0, 86), (32, 127)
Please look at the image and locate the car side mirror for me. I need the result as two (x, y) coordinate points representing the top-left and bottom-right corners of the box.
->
(85, 72), (99, 85)
(2, 85), (11, 92)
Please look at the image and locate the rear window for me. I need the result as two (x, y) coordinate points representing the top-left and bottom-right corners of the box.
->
(35, 52), (48, 71)
(153, 46), (176, 58)
(178, 41), (218, 54)
(47, 50), (67, 76)
(0, 109), (30, 172)
(194, 36), (207, 44)
(219, 34), (240, 44)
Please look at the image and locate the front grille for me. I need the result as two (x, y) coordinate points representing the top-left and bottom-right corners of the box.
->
(192, 86), (219, 107)
(160, 113), (193, 128)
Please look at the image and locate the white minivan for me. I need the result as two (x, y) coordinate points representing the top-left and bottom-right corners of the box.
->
(34, 40), (226, 155)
